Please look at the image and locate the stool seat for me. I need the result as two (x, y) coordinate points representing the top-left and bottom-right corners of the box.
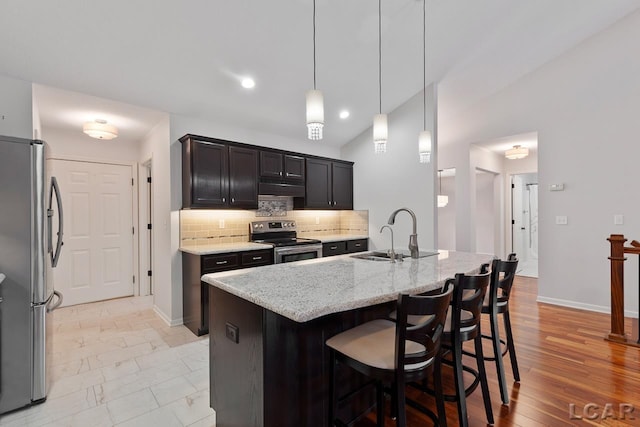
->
(326, 319), (431, 371)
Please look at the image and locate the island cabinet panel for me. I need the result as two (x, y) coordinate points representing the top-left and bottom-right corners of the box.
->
(209, 286), (392, 427)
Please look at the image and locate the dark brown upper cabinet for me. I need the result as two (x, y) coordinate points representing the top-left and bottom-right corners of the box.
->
(182, 136), (258, 209)
(259, 151), (305, 183)
(302, 158), (353, 210)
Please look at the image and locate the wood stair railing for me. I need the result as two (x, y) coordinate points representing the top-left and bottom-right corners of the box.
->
(607, 234), (640, 347)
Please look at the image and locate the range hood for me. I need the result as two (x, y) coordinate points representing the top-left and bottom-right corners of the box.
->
(258, 181), (305, 197)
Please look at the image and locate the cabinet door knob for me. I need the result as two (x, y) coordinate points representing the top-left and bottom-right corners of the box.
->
(216, 260), (228, 265)
(252, 256), (262, 260)
(328, 201), (331, 206)
(222, 197), (226, 203)
(279, 171), (283, 176)
(231, 197), (235, 203)
(330, 246), (337, 250)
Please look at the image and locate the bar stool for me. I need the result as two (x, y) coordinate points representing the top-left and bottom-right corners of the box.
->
(326, 284), (454, 427)
(481, 254), (520, 405)
(438, 270), (494, 427)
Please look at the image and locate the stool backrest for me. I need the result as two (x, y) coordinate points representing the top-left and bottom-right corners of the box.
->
(395, 283), (453, 375)
(489, 255), (519, 309)
(450, 269), (491, 341)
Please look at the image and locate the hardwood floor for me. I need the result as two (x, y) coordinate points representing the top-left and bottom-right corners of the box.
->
(354, 276), (640, 426)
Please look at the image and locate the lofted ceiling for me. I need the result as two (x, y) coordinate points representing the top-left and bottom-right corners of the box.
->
(1, 0), (638, 146)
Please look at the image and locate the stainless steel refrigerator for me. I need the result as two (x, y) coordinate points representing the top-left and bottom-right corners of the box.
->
(0, 135), (64, 414)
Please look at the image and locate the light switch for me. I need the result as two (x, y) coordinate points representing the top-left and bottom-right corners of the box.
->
(550, 184), (565, 191)
(556, 215), (568, 225)
(614, 214), (624, 225)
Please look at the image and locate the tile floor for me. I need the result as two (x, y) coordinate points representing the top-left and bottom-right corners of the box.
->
(0, 297), (215, 427)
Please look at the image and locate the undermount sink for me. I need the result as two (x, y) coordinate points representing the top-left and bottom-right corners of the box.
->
(350, 250), (440, 261)
(350, 251), (408, 261)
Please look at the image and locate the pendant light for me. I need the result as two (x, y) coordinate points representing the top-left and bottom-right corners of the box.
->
(418, 0), (431, 163)
(306, 0), (324, 140)
(437, 170), (449, 208)
(373, 0), (387, 153)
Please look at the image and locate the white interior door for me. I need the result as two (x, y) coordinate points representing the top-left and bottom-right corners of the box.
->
(49, 159), (134, 306)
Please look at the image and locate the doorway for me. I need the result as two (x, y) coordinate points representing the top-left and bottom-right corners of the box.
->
(511, 173), (538, 277)
(48, 159), (135, 306)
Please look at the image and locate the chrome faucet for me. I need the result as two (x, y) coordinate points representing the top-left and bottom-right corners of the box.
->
(387, 207), (419, 259)
(379, 225), (396, 263)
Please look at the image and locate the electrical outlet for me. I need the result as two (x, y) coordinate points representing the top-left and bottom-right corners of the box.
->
(219, 219), (225, 229)
(225, 322), (239, 343)
(614, 214), (624, 225)
(315, 216), (320, 225)
(556, 215), (568, 225)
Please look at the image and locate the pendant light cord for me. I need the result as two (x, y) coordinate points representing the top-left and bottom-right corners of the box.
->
(423, 0), (426, 131)
(378, 0), (382, 114)
(313, 0), (317, 90)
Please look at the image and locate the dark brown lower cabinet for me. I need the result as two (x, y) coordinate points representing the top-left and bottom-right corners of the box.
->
(322, 238), (368, 257)
(182, 249), (272, 336)
(209, 287), (393, 426)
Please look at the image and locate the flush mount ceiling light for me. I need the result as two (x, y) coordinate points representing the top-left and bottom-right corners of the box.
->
(83, 119), (118, 140)
(418, 0), (431, 164)
(373, 0), (387, 154)
(306, 0), (324, 140)
(505, 145), (529, 160)
(339, 110), (350, 119)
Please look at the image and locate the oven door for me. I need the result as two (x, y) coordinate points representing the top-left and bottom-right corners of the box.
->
(274, 244), (323, 264)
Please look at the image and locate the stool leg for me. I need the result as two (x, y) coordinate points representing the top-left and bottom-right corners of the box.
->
(433, 352), (448, 427)
(504, 311), (520, 382)
(395, 378), (407, 427)
(452, 339), (468, 427)
(376, 381), (385, 427)
(490, 309), (509, 404)
(329, 350), (337, 427)
(474, 335), (494, 425)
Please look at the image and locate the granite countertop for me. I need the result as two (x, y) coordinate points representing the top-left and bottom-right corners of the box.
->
(304, 234), (369, 243)
(180, 242), (273, 255)
(202, 250), (494, 323)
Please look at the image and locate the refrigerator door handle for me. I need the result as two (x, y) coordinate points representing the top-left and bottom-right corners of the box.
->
(46, 290), (63, 313)
(0, 273), (4, 303)
(48, 177), (64, 268)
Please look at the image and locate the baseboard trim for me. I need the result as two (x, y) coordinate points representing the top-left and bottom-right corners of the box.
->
(536, 296), (639, 318)
(153, 305), (184, 327)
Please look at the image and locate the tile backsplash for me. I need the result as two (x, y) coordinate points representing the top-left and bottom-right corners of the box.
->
(180, 197), (368, 247)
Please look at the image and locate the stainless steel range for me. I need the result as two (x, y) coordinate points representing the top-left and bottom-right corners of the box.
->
(249, 220), (322, 263)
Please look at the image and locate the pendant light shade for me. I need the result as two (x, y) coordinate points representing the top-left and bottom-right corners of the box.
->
(306, 89), (324, 140)
(83, 119), (118, 140)
(418, 0), (431, 163)
(373, 114), (387, 154)
(419, 130), (432, 163)
(505, 145), (529, 160)
(306, 0), (324, 140)
(373, 0), (386, 154)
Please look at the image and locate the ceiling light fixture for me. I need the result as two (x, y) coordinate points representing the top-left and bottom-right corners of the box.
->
(306, 0), (324, 140)
(241, 77), (255, 89)
(437, 169), (449, 208)
(373, 0), (387, 154)
(505, 145), (529, 160)
(339, 110), (350, 119)
(418, 0), (431, 164)
(83, 119), (118, 140)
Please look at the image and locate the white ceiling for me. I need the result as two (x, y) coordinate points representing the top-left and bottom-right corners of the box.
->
(1, 1), (638, 146)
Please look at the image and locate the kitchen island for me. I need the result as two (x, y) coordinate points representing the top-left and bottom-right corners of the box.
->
(202, 250), (493, 427)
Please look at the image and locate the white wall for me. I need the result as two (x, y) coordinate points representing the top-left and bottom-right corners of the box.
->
(475, 171), (496, 254)
(341, 85), (437, 252)
(139, 116), (175, 324)
(42, 127), (141, 163)
(437, 174), (456, 250)
(439, 10), (640, 315)
(0, 74), (32, 139)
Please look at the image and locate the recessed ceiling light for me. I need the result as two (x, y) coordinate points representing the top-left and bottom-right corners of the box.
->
(339, 110), (350, 119)
(241, 78), (255, 89)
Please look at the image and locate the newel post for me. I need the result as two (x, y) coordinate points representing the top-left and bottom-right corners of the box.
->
(607, 234), (627, 342)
